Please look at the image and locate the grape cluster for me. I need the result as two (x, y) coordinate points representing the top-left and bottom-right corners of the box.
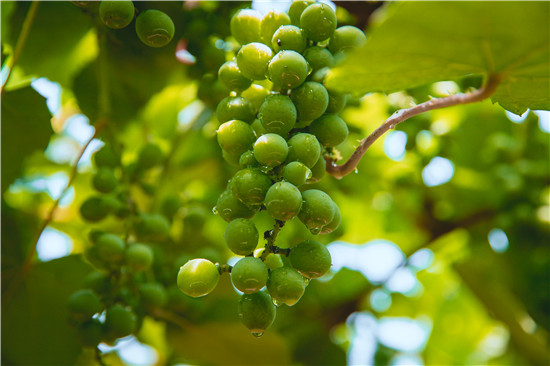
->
(176, 1), (365, 336)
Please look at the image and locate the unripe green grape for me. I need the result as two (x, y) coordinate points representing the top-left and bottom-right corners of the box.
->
(161, 194), (183, 220)
(198, 74), (228, 108)
(265, 253), (285, 270)
(230, 9), (262, 45)
(68, 289), (103, 319)
(218, 60), (253, 93)
(216, 96), (255, 124)
(231, 168), (272, 205)
(289, 240), (331, 278)
(259, 94), (297, 136)
(298, 189), (335, 231)
(288, 0), (314, 26)
(291, 81), (328, 122)
(239, 150), (260, 168)
(77, 319), (103, 347)
(267, 267), (306, 306)
(96, 233), (125, 263)
(251, 118), (267, 137)
(94, 144), (120, 168)
(105, 304), (137, 339)
(224, 218), (259, 256)
(310, 114), (349, 147)
(223, 150), (241, 167)
(268, 50), (309, 89)
(217, 120), (256, 156)
(307, 154), (326, 183)
(328, 26), (367, 54)
(135, 9), (175, 48)
(134, 213), (171, 241)
(253, 133), (289, 167)
(287, 133), (321, 168)
(99, 0), (134, 29)
(216, 190), (257, 222)
(137, 143), (164, 170)
(92, 167), (117, 194)
(231, 257), (268, 294)
(126, 243), (154, 271)
(242, 84), (270, 113)
(80, 196), (110, 222)
(260, 10), (291, 44)
(326, 91), (347, 114)
(265, 182), (302, 221)
(300, 3), (337, 42)
(139, 283), (167, 307)
(177, 258), (220, 297)
(239, 291), (276, 335)
(310, 66), (330, 83)
(302, 46), (334, 73)
(282, 161), (312, 187)
(272, 25), (306, 53)
(84, 270), (111, 295)
(236, 43), (273, 81)
(319, 202), (340, 234)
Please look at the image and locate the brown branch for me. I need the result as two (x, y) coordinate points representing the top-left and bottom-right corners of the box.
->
(326, 75), (501, 179)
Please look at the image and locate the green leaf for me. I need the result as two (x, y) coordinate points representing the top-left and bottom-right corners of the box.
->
(1, 86), (52, 193)
(2, 255), (92, 365)
(326, 2), (550, 114)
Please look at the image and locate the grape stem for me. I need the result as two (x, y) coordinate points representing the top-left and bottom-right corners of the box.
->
(216, 263), (233, 274)
(260, 220), (289, 260)
(95, 347), (107, 366)
(325, 74), (501, 179)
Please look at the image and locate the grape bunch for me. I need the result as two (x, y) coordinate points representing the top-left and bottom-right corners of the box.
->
(176, 1), (366, 336)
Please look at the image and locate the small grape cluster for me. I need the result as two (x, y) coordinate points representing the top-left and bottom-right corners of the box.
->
(176, 1), (366, 336)
(72, 1), (175, 48)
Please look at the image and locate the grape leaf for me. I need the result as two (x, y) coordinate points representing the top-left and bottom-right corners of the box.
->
(325, 2), (550, 114)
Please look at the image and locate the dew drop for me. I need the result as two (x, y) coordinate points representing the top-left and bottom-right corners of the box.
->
(304, 278), (311, 285)
(354, 168), (359, 174)
(272, 298), (281, 307)
(212, 206), (218, 215)
(251, 331), (264, 337)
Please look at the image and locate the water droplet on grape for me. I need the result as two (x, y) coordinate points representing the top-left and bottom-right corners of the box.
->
(251, 331), (264, 337)
(272, 298), (281, 307)
(304, 278), (311, 285)
(354, 168), (359, 174)
(212, 207), (218, 215)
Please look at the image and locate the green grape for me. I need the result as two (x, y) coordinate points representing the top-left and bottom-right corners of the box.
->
(161, 194), (183, 220)
(99, 0), (134, 29)
(135, 9), (175, 48)
(259, 94), (297, 136)
(126, 243), (154, 271)
(264, 182), (302, 221)
(96, 233), (125, 263)
(287, 133), (321, 168)
(239, 150), (260, 168)
(137, 143), (164, 170)
(242, 84), (270, 113)
(289, 240), (331, 278)
(309, 114), (349, 147)
(231, 257), (268, 294)
(224, 218), (259, 256)
(236, 43), (273, 81)
(288, 0), (314, 26)
(84, 270), (111, 295)
(310, 66), (330, 83)
(260, 10), (291, 44)
(298, 189), (335, 231)
(223, 150), (241, 167)
(267, 266), (306, 306)
(94, 144), (120, 168)
(319, 201), (340, 234)
(216, 190), (257, 222)
(77, 319), (103, 347)
(290, 81), (329, 122)
(217, 120), (256, 156)
(251, 118), (267, 137)
(216, 96), (255, 124)
(80, 196), (110, 222)
(302, 46), (334, 73)
(282, 161), (312, 187)
(139, 283), (167, 307)
(264, 253), (285, 270)
(92, 167), (117, 194)
(239, 291), (276, 335)
(307, 154), (326, 183)
(253, 133), (289, 167)
(104, 304), (137, 339)
(177, 258), (220, 297)
(268, 50), (309, 89)
(198, 74), (228, 108)
(272, 25), (306, 53)
(300, 3), (337, 42)
(326, 91), (347, 114)
(134, 213), (171, 241)
(68, 289), (103, 320)
(218, 60), (253, 93)
(231, 168), (272, 205)
(328, 26), (367, 54)
(230, 9), (262, 45)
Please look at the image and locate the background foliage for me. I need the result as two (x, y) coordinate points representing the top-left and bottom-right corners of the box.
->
(1, 1), (549, 365)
